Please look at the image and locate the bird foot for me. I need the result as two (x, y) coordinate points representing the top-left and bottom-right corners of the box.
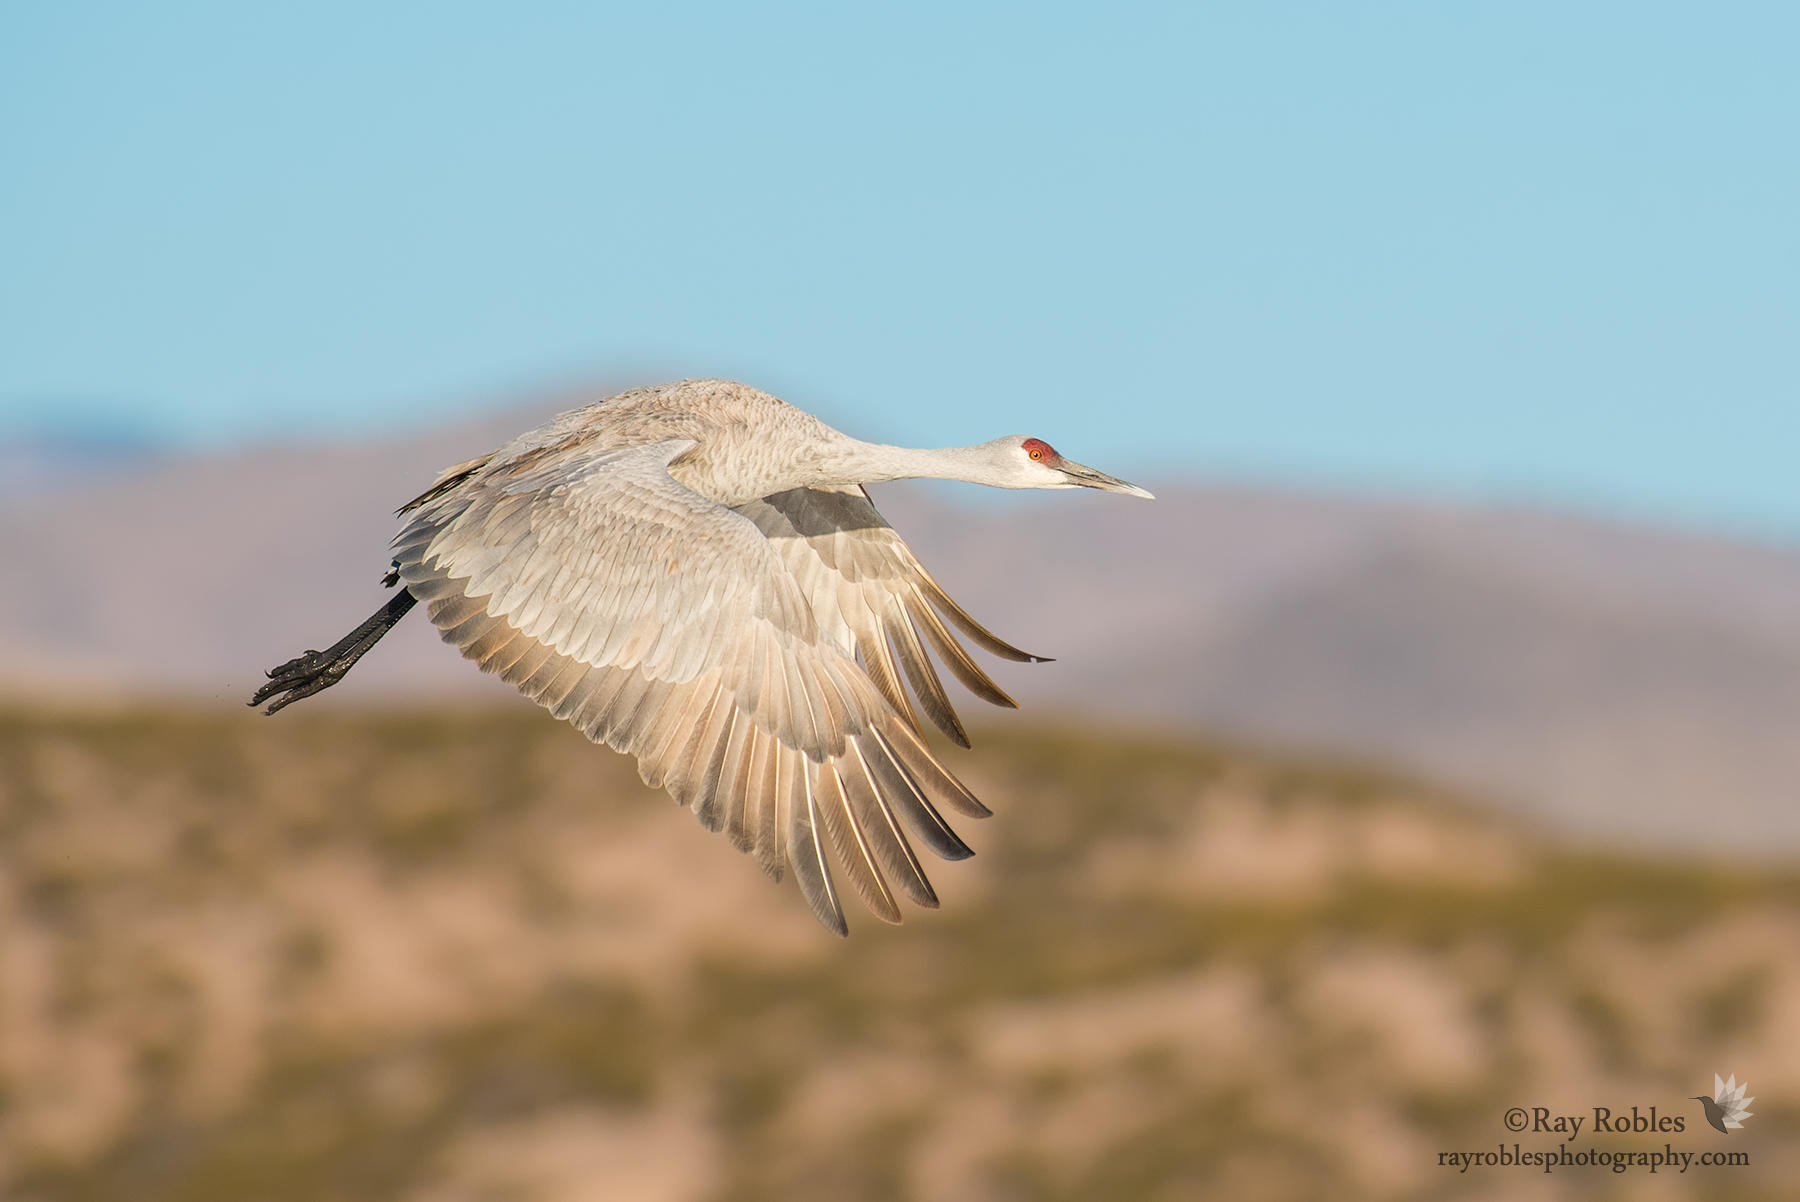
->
(250, 589), (419, 714)
(251, 647), (357, 714)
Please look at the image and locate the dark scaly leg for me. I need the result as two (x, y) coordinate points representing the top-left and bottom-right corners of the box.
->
(251, 589), (419, 714)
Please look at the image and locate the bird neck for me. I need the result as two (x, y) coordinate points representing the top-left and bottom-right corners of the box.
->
(816, 437), (1009, 489)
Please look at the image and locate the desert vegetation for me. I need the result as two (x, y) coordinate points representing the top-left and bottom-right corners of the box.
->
(0, 707), (1795, 1200)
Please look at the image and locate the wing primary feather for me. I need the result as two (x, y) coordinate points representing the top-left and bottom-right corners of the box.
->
(582, 670), (654, 744)
(596, 670), (657, 733)
(772, 746), (800, 884)
(634, 674), (708, 770)
(790, 765), (847, 936)
(695, 708), (744, 833)
(859, 645), (916, 732)
(856, 732), (975, 861)
(636, 681), (714, 790)
(778, 648), (822, 757)
(747, 731), (781, 856)
(884, 621), (971, 748)
(526, 654), (589, 708)
(915, 567), (1049, 662)
(568, 667), (634, 737)
(813, 762), (901, 924)
(720, 719), (760, 851)
(905, 591), (1019, 709)
(661, 684), (728, 807)
(717, 709), (757, 825)
(753, 633), (791, 744)
(872, 724), (991, 819)
(682, 697), (740, 827)
(805, 660), (851, 753)
(839, 742), (937, 907)
(750, 743), (786, 880)
(550, 665), (610, 723)
(617, 679), (678, 765)
(852, 604), (921, 734)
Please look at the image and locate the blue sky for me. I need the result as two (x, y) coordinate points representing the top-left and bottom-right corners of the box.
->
(2, 3), (1796, 535)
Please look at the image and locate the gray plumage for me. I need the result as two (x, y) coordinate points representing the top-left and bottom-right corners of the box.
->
(254, 379), (1151, 934)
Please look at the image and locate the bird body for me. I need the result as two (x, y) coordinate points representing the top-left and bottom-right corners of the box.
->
(254, 379), (1150, 934)
(1694, 1095), (1730, 1134)
(446, 379), (1149, 506)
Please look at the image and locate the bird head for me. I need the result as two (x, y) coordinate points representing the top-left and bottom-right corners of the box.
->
(987, 436), (1154, 498)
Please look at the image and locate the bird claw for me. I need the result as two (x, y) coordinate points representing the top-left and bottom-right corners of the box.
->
(250, 589), (419, 716)
(250, 648), (351, 714)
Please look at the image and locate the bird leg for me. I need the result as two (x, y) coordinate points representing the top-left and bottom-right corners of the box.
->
(250, 589), (419, 714)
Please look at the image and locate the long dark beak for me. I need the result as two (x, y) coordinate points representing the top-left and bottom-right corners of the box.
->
(1058, 458), (1155, 499)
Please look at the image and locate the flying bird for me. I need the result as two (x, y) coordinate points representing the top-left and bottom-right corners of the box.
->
(252, 379), (1151, 934)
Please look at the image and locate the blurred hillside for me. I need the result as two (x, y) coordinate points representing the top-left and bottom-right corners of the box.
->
(1, 708), (1796, 1201)
(6, 399), (1800, 853)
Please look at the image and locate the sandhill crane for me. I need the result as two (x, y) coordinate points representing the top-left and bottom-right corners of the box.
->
(253, 379), (1152, 934)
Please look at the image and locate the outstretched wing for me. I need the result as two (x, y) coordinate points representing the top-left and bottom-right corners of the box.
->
(391, 440), (985, 935)
(734, 486), (1045, 747)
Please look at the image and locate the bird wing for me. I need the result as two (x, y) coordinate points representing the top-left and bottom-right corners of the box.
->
(391, 440), (985, 935)
(734, 486), (1045, 747)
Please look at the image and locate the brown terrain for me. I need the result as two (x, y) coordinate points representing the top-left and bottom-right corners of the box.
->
(1, 706), (1795, 1201)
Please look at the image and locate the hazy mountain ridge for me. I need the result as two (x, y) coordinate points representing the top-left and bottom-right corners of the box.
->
(5, 401), (1800, 851)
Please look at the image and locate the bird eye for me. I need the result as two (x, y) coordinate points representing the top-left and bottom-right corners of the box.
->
(1029, 449), (1042, 460)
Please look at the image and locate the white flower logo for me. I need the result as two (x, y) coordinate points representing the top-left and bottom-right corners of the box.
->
(1694, 1074), (1754, 1132)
